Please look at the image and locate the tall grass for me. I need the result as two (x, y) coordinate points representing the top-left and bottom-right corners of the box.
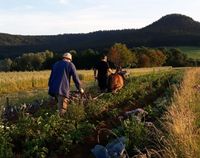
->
(163, 68), (200, 158)
(0, 67), (173, 95)
(0, 71), (50, 94)
(0, 70), (94, 94)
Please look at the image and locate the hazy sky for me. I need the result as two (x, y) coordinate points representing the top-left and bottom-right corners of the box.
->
(0, 0), (199, 35)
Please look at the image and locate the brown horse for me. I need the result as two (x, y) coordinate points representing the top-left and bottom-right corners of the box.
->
(107, 73), (124, 93)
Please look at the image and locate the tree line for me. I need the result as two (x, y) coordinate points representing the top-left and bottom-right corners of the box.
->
(0, 43), (199, 72)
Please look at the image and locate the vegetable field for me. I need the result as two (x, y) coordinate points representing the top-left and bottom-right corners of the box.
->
(0, 67), (199, 158)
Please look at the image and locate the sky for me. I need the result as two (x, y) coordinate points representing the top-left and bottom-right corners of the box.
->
(0, 0), (200, 35)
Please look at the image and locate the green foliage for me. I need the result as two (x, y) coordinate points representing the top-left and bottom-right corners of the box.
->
(85, 99), (109, 117)
(107, 43), (136, 67)
(178, 47), (200, 60)
(122, 117), (148, 149)
(73, 49), (100, 69)
(138, 54), (151, 67)
(148, 50), (166, 66)
(11, 50), (54, 71)
(5, 110), (94, 157)
(0, 70), (184, 157)
(107, 108), (120, 118)
(165, 48), (188, 67)
(69, 121), (95, 143)
(135, 47), (167, 67)
(1, 45), (198, 71)
(66, 102), (86, 122)
(0, 58), (12, 72)
(0, 125), (13, 158)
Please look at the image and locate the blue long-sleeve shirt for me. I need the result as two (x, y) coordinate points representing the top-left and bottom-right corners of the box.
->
(48, 60), (81, 98)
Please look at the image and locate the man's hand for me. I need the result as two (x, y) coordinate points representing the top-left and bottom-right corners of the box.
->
(108, 68), (114, 74)
(79, 88), (84, 94)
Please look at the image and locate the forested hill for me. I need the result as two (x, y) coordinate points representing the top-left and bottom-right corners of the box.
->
(1, 13), (200, 58)
(142, 14), (200, 33)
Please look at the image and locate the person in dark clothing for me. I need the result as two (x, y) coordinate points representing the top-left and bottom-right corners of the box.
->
(48, 52), (84, 116)
(94, 55), (113, 92)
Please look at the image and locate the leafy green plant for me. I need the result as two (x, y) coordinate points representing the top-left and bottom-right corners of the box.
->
(107, 108), (120, 118)
(0, 124), (13, 158)
(69, 121), (95, 143)
(85, 99), (108, 117)
(65, 101), (86, 122)
(122, 117), (148, 150)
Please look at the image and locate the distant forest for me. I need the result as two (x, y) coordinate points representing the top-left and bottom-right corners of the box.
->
(1, 14), (200, 59)
(0, 43), (199, 71)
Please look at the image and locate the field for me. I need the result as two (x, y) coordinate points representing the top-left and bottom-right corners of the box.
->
(0, 67), (172, 106)
(0, 67), (200, 158)
(178, 46), (200, 59)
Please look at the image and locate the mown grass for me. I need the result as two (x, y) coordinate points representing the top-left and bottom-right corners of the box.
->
(163, 68), (200, 158)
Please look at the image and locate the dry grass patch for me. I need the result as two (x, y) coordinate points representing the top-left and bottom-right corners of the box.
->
(163, 68), (200, 158)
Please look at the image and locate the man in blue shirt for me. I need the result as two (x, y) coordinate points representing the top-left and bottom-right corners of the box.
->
(48, 52), (84, 116)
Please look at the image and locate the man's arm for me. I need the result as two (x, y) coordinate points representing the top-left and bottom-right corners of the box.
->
(48, 66), (54, 87)
(70, 63), (82, 91)
(106, 62), (114, 74)
(94, 68), (97, 79)
(108, 68), (113, 74)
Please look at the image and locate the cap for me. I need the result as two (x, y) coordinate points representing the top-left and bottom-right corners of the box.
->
(63, 52), (72, 61)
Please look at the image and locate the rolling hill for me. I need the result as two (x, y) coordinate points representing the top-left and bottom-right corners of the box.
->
(1, 13), (200, 58)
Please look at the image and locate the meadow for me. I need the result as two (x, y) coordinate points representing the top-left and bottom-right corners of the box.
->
(178, 46), (200, 59)
(0, 67), (199, 158)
